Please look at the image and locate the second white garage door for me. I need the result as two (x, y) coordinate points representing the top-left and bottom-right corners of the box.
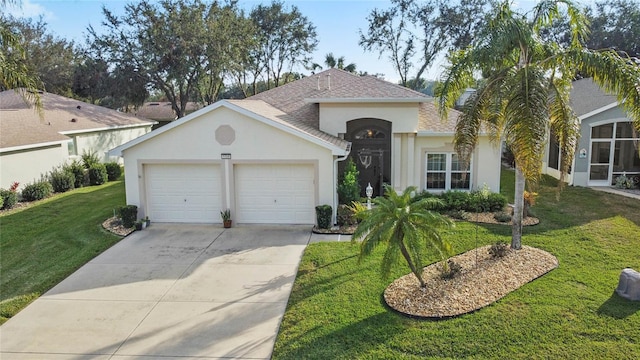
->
(146, 164), (222, 223)
(235, 164), (315, 224)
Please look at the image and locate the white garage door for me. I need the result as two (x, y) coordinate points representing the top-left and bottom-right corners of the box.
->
(235, 164), (315, 224)
(146, 164), (222, 223)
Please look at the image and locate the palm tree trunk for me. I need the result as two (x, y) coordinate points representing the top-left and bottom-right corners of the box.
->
(512, 166), (525, 250)
(398, 240), (426, 288)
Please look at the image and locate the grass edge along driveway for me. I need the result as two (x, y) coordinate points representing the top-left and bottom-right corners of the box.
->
(273, 169), (640, 359)
(0, 181), (125, 324)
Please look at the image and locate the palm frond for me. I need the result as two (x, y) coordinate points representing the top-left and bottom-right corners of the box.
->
(548, 77), (580, 190)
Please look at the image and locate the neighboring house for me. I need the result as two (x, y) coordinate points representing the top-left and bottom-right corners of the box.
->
(0, 90), (156, 190)
(135, 101), (203, 129)
(542, 78), (640, 187)
(110, 69), (501, 225)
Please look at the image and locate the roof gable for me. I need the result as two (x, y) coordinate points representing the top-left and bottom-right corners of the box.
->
(570, 78), (618, 118)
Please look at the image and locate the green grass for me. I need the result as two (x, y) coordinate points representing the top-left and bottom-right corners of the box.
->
(0, 181), (126, 324)
(273, 169), (640, 359)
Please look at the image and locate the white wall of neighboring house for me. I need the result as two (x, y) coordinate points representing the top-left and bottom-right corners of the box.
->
(70, 126), (151, 163)
(120, 106), (335, 220)
(0, 143), (68, 190)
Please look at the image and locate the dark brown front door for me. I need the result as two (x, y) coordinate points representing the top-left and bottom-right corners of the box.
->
(344, 119), (391, 197)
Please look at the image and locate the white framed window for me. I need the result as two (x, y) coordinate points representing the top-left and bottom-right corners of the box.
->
(425, 153), (472, 191)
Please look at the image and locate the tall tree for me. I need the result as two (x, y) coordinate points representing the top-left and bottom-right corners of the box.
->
(250, 1), (318, 89)
(359, 0), (490, 89)
(0, 0), (42, 110)
(1, 15), (78, 96)
(588, 0), (640, 58)
(72, 56), (109, 104)
(89, 0), (253, 117)
(437, 0), (640, 249)
(352, 185), (453, 288)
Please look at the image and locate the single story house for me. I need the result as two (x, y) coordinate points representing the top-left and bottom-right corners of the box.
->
(110, 69), (501, 225)
(542, 78), (640, 187)
(0, 90), (155, 190)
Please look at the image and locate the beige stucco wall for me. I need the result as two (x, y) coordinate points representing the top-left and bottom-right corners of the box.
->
(121, 106), (335, 217)
(319, 103), (420, 135)
(410, 135), (502, 193)
(0, 144), (67, 190)
(74, 126), (151, 163)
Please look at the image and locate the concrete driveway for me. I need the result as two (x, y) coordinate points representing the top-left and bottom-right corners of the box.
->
(0, 224), (313, 359)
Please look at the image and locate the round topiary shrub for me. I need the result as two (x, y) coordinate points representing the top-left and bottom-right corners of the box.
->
(49, 167), (75, 193)
(105, 162), (122, 181)
(21, 180), (53, 201)
(487, 192), (508, 212)
(0, 189), (17, 210)
(118, 205), (138, 228)
(88, 163), (108, 186)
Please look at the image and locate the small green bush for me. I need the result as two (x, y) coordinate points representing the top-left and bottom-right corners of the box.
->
(49, 167), (75, 193)
(88, 163), (108, 186)
(0, 194), (3, 209)
(337, 158), (360, 205)
(21, 180), (53, 201)
(118, 205), (138, 228)
(440, 259), (462, 280)
(489, 241), (509, 258)
(64, 160), (86, 188)
(446, 209), (467, 220)
(486, 193), (507, 212)
(337, 204), (356, 226)
(315, 204), (332, 229)
(440, 190), (470, 211)
(0, 189), (17, 210)
(105, 162), (122, 181)
(493, 212), (512, 223)
(81, 150), (101, 169)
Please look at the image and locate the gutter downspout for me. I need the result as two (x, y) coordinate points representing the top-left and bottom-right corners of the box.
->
(333, 145), (351, 225)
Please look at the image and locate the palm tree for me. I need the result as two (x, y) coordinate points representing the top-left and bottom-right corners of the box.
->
(437, 0), (640, 250)
(324, 52), (357, 73)
(351, 185), (453, 288)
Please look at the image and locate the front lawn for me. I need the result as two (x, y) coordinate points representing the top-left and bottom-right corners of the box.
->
(273, 169), (640, 359)
(0, 181), (125, 324)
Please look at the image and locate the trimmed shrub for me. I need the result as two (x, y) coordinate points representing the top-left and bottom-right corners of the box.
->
(315, 204), (332, 229)
(0, 189), (18, 210)
(49, 167), (75, 193)
(0, 194), (3, 209)
(486, 192), (508, 212)
(337, 158), (360, 205)
(118, 205), (138, 228)
(64, 160), (86, 188)
(440, 190), (470, 211)
(21, 180), (53, 201)
(489, 241), (509, 258)
(88, 163), (108, 186)
(105, 162), (122, 181)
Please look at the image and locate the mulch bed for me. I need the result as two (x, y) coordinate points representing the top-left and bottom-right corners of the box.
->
(383, 245), (558, 319)
(101, 216), (134, 236)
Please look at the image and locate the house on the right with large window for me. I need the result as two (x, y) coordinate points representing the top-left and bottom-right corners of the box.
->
(543, 78), (640, 187)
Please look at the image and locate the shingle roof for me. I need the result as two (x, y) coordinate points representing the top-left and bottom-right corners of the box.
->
(249, 68), (454, 134)
(226, 99), (350, 150)
(570, 78), (618, 117)
(135, 101), (203, 121)
(0, 90), (155, 149)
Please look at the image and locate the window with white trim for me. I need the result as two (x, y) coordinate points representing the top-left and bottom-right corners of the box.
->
(425, 153), (472, 191)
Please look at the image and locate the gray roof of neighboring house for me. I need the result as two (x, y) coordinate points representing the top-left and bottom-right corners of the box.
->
(249, 68), (458, 134)
(570, 78), (618, 117)
(135, 101), (203, 121)
(0, 90), (155, 149)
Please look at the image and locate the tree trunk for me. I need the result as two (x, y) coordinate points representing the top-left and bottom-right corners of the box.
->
(512, 166), (525, 250)
(398, 240), (426, 288)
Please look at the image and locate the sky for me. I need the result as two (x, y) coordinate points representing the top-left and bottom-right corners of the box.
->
(5, 0), (589, 84)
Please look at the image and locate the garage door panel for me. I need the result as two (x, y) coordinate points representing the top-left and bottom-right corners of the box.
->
(235, 164), (315, 224)
(146, 164), (221, 223)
